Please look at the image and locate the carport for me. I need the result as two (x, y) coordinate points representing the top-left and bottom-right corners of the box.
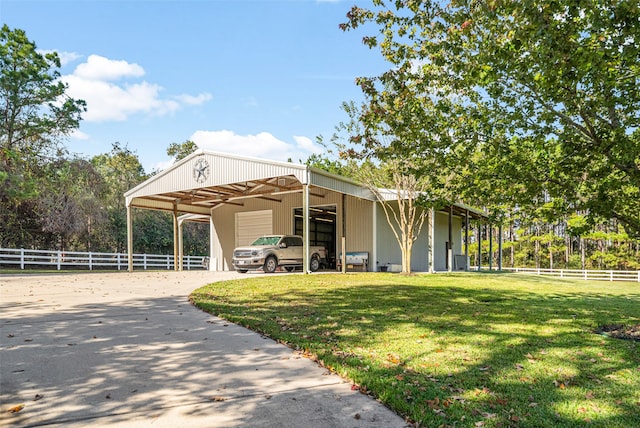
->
(124, 150), (373, 273)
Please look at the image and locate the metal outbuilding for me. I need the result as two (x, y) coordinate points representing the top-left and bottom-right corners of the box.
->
(124, 150), (486, 273)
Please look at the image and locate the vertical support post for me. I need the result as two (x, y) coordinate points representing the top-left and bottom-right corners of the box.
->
(429, 208), (435, 273)
(464, 210), (469, 271)
(209, 211), (217, 271)
(488, 223), (493, 271)
(178, 218), (184, 271)
(57, 250), (61, 271)
(341, 193), (346, 272)
(371, 201), (377, 273)
(498, 224), (503, 271)
(341, 236), (346, 274)
(448, 205), (453, 272)
(127, 204), (133, 272)
(89, 252), (93, 271)
(302, 181), (310, 274)
(172, 203), (179, 271)
(477, 224), (482, 271)
(20, 248), (24, 270)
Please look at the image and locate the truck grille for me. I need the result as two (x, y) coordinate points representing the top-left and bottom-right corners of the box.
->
(234, 250), (252, 258)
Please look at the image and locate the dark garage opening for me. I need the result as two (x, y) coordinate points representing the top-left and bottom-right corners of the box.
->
(294, 205), (337, 269)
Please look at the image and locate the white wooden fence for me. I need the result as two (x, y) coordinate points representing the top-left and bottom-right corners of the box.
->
(0, 248), (208, 271)
(475, 266), (640, 282)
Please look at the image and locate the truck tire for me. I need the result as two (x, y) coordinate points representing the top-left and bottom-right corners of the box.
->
(263, 256), (278, 273)
(310, 255), (320, 272)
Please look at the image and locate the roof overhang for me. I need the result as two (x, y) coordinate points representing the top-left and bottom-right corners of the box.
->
(125, 150), (375, 214)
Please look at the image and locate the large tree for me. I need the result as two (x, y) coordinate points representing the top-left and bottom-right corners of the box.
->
(0, 25), (86, 247)
(342, 0), (640, 237)
(0, 24), (85, 183)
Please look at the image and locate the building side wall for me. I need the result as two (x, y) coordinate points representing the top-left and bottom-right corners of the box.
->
(210, 189), (369, 271)
(433, 211), (463, 272)
(375, 204), (431, 272)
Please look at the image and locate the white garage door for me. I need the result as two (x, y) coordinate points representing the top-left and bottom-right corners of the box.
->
(235, 210), (273, 247)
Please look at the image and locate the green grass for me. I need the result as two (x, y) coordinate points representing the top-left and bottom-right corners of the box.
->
(190, 273), (640, 427)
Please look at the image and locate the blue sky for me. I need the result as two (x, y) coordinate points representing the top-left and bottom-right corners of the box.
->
(1, 0), (387, 172)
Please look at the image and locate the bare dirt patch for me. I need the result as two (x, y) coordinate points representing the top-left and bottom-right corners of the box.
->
(596, 324), (640, 341)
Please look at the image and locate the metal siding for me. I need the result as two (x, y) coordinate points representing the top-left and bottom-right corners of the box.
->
(344, 196), (373, 269)
(310, 172), (374, 200)
(235, 210), (273, 246)
(433, 210), (464, 271)
(375, 204), (400, 268)
(434, 212), (449, 271)
(126, 152), (307, 200)
(374, 203), (430, 272)
(411, 208), (430, 272)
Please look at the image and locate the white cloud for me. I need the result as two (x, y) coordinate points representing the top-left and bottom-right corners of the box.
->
(175, 93), (213, 105)
(293, 135), (323, 154)
(153, 159), (175, 172)
(74, 54), (145, 81)
(61, 54), (212, 122)
(191, 130), (322, 163)
(69, 129), (90, 140)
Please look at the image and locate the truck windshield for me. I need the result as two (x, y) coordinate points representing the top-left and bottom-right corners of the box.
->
(251, 236), (280, 246)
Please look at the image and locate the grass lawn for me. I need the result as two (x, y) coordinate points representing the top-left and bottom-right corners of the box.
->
(190, 272), (640, 427)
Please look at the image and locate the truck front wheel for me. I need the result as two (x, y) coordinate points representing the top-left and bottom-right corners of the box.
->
(263, 256), (278, 273)
(310, 256), (320, 272)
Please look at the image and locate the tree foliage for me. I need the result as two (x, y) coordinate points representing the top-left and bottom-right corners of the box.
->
(341, 0), (640, 237)
(166, 140), (198, 162)
(0, 24), (85, 193)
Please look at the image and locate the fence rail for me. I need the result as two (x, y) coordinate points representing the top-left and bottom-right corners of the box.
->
(475, 266), (640, 282)
(0, 248), (207, 271)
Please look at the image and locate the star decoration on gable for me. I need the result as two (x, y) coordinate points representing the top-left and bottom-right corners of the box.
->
(193, 158), (209, 184)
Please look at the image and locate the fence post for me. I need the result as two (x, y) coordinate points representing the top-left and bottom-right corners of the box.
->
(117, 253), (121, 271)
(144, 254), (147, 270)
(560, 269), (563, 278)
(20, 248), (24, 270)
(57, 250), (61, 271)
(89, 252), (93, 271)
(167, 255), (170, 270)
(584, 270), (587, 280)
(610, 270), (613, 281)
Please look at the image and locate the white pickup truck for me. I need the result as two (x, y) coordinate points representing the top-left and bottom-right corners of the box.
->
(232, 235), (327, 273)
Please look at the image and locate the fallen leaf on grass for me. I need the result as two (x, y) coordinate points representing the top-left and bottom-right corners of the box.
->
(7, 404), (24, 413)
(586, 391), (595, 399)
(426, 397), (440, 409)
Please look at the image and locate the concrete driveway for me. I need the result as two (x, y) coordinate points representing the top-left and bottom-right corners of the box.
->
(0, 271), (408, 427)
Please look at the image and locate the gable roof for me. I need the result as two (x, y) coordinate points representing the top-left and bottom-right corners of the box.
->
(125, 150), (374, 215)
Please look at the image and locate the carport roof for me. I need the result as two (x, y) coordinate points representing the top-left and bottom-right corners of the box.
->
(125, 150), (487, 220)
(125, 150), (374, 215)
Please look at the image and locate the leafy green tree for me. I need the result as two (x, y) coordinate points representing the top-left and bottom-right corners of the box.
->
(166, 140), (198, 162)
(0, 24), (85, 194)
(91, 143), (146, 252)
(342, 0), (640, 238)
(0, 25), (85, 248)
